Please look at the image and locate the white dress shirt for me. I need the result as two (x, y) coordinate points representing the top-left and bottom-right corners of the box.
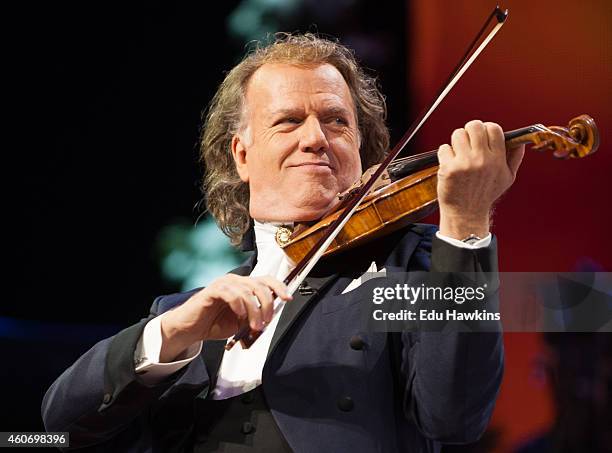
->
(134, 222), (491, 398)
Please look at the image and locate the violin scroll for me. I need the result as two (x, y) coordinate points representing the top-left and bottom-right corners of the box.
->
(283, 114), (600, 265)
(530, 114), (599, 159)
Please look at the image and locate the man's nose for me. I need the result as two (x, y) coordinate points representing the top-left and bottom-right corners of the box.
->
(299, 116), (329, 153)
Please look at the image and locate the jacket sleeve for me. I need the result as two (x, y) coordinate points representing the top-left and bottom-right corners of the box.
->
(401, 234), (504, 444)
(41, 295), (211, 451)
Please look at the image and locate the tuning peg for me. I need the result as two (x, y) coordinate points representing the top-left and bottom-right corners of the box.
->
(532, 139), (555, 152)
(553, 148), (572, 159)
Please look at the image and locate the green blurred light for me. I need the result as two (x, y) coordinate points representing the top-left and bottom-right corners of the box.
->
(157, 217), (247, 290)
(227, 0), (300, 42)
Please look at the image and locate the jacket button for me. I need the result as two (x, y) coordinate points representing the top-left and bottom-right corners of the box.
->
(349, 335), (365, 350)
(337, 396), (354, 412)
(241, 421), (255, 434)
(102, 393), (112, 404)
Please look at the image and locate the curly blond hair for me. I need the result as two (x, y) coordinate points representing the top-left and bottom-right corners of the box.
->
(200, 33), (389, 246)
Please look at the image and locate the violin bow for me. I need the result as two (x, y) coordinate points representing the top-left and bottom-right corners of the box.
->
(227, 5), (509, 350)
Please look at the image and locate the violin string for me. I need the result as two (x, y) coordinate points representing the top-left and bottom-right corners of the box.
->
(389, 151), (438, 166)
(388, 124), (553, 169)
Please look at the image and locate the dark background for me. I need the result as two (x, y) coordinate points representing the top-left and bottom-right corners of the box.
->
(4, 1), (611, 452)
(5, 0), (409, 436)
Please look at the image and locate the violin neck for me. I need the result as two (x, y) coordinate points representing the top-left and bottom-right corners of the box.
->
(387, 150), (438, 179)
(387, 123), (547, 180)
(504, 124), (548, 148)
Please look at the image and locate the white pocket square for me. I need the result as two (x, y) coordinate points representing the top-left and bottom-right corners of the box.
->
(342, 261), (387, 294)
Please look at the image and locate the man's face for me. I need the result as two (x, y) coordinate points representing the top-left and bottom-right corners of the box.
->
(232, 63), (362, 223)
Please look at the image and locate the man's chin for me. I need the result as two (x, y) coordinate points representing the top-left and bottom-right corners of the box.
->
(293, 194), (341, 221)
(251, 196), (338, 223)
(283, 205), (335, 223)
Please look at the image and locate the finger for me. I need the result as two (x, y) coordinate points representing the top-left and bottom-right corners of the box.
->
(506, 144), (525, 179)
(244, 296), (265, 331)
(451, 127), (471, 158)
(438, 143), (455, 164)
(228, 285), (264, 331)
(250, 281), (275, 324)
(227, 298), (248, 320)
(257, 276), (292, 301)
(484, 122), (505, 154)
(207, 282), (248, 319)
(464, 120), (488, 152)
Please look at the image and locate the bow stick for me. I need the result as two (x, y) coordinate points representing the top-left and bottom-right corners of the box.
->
(227, 5), (509, 350)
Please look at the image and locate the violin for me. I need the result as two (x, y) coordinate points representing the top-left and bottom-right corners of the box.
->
(225, 6), (600, 350)
(280, 114), (599, 264)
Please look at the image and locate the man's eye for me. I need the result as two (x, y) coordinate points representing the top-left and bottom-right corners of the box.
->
(272, 117), (301, 127)
(332, 117), (348, 126)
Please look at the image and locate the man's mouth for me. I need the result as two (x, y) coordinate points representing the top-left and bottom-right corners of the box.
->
(290, 162), (334, 170)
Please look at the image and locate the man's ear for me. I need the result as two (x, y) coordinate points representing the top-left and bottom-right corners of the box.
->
(231, 134), (249, 183)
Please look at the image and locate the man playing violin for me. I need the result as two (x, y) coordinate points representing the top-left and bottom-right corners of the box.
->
(43, 34), (524, 452)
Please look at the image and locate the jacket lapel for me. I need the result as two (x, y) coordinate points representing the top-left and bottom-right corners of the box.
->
(267, 273), (338, 359)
